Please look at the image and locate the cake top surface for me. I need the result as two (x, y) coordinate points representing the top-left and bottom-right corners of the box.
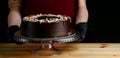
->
(23, 14), (71, 23)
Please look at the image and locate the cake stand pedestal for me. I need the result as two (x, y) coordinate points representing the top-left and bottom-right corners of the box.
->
(14, 31), (82, 56)
(32, 42), (61, 56)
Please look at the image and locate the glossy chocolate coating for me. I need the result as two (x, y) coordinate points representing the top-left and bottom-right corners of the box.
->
(21, 20), (74, 38)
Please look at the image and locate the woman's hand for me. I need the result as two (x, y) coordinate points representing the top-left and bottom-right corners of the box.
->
(74, 22), (88, 41)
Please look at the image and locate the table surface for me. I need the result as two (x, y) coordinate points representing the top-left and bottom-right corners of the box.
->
(0, 43), (120, 58)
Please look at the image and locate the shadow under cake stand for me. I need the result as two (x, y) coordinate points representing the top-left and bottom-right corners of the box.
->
(14, 31), (82, 56)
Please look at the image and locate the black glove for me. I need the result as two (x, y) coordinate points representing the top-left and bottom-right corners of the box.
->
(8, 25), (20, 42)
(74, 22), (88, 41)
(8, 25), (24, 44)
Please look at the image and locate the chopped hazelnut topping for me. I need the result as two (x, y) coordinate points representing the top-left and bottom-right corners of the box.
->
(23, 14), (71, 23)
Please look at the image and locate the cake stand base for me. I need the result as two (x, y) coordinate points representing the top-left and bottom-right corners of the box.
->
(32, 43), (61, 56)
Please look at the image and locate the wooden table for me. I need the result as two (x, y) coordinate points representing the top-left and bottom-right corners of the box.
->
(0, 43), (120, 58)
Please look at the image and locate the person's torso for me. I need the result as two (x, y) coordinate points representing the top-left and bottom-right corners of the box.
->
(22, 0), (77, 19)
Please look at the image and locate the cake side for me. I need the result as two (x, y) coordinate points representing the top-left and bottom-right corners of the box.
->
(21, 14), (75, 38)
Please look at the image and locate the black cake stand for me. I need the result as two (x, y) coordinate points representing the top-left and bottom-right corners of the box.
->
(14, 31), (82, 56)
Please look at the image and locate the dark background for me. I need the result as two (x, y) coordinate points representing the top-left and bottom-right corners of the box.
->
(0, 0), (9, 43)
(84, 0), (120, 43)
(0, 0), (120, 43)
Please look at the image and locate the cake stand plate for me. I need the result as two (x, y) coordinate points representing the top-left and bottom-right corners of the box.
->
(14, 31), (82, 56)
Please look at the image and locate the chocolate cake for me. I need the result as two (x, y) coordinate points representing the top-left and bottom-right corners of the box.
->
(21, 14), (75, 38)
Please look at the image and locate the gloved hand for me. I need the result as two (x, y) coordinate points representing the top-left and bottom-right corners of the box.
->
(8, 25), (19, 41)
(8, 25), (24, 44)
(74, 22), (88, 41)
